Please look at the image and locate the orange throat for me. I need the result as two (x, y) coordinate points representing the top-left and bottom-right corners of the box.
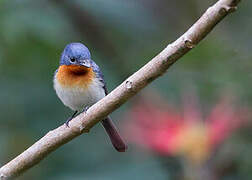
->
(56, 65), (95, 88)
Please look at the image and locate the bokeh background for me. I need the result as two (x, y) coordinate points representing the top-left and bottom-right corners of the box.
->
(0, 0), (252, 179)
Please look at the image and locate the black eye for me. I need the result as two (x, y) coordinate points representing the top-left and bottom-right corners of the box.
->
(70, 57), (76, 63)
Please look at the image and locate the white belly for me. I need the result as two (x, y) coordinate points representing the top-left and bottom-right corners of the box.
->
(54, 77), (106, 111)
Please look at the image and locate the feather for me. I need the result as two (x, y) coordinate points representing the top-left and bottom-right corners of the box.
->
(56, 65), (95, 88)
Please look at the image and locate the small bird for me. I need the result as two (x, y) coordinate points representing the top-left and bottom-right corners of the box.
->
(53, 42), (127, 152)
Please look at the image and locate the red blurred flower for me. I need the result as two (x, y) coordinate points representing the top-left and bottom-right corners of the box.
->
(124, 92), (248, 164)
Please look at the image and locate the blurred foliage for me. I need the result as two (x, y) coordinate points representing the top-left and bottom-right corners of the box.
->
(0, 0), (251, 179)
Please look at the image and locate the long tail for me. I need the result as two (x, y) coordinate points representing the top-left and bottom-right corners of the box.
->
(101, 117), (127, 152)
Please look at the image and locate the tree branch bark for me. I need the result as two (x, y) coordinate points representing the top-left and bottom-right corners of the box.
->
(0, 0), (241, 179)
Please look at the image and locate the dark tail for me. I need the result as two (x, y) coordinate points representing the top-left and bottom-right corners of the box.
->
(101, 117), (127, 152)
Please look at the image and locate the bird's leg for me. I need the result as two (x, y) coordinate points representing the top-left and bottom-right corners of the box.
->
(65, 110), (78, 127)
(65, 106), (90, 127)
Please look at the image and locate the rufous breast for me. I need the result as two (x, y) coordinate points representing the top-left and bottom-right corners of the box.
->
(56, 65), (95, 89)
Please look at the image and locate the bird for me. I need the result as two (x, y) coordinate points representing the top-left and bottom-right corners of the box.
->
(53, 42), (127, 152)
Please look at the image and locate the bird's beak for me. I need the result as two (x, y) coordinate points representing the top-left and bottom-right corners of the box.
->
(79, 59), (91, 68)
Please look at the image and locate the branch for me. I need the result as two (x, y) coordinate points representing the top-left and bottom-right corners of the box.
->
(0, 0), (241, 179)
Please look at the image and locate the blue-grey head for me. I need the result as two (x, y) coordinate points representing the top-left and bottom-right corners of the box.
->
(60, 42), (91, 68)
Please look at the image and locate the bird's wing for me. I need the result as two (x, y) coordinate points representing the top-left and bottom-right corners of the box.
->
(90, 60), (108, 95)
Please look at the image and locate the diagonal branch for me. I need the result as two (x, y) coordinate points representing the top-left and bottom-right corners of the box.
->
(0, 0), (241, 179)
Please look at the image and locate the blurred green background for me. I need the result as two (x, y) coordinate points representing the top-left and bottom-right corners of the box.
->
(0, 0), (252, 179)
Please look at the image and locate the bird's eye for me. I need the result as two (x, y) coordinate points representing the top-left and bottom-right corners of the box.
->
(70, 57), (76, 63)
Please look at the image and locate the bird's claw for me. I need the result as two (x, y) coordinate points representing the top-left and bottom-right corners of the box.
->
(65, 117), (72, 128)
(64, 107), (89, 128)
(65, 111), (78, 128)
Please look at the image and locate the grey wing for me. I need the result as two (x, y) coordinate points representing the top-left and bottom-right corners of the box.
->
(90, 60), (109, 95)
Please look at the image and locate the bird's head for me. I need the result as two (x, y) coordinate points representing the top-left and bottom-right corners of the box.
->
(60, 42), (92, 68)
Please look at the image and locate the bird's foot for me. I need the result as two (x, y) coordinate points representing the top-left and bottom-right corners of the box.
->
(65, 110), (78, 127)
(65, 107), (89, 127)
(65, 117), (73, 128)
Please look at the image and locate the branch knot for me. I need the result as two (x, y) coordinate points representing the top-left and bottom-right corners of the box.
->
(219, 5), (237, 15)
(125, 80), (133, 90)
(184, 39), (195, 49)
